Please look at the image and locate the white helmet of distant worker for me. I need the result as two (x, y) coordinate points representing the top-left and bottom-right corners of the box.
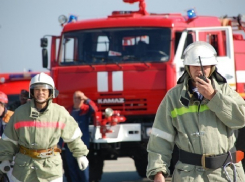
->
(183, 41), (218, 66)
(29, 72), (58, 100)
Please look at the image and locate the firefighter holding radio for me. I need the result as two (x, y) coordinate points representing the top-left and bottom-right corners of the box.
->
(0, 72), (89, 182)
(147, 41), (245, 182)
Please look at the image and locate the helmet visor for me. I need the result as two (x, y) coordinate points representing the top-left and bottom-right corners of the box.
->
(30, 83), (53, 90)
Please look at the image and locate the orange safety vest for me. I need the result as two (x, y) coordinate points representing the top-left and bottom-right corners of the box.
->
(3, 110), (14, 123)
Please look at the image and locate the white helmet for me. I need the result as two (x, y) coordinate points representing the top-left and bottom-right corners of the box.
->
(183, 41), (218, 66)
(29, 72), (58, 99)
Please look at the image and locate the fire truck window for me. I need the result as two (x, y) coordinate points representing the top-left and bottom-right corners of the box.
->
(122, 36), (149, 57)
(60, 27), (171, 65)
(96, 36), (109, 52)
(81, 34), (93, 63)
(192, 31), (227, 57)
(119, 29), (171, 62)
(61, 37), (78, 63)
(135, 40), (148, 57)
(205, 32), (227, 57)
(174, 32), (182, 53)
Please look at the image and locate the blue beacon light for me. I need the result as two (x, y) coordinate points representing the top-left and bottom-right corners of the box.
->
(68, 15), (78, 23)
(187, 9), (197, 19)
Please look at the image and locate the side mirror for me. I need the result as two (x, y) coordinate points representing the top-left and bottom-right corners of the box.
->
(41, 37), (48, 68)
(40, 38), (48, 48)
(42, 48), (48, 68)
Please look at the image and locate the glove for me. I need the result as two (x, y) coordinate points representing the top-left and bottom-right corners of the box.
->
(0, 160), (10, 173)
(77, 156), (89, 171)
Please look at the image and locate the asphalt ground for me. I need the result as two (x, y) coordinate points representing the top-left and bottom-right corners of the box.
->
(63, 157), (172, 182)
(100, 157), (171, 182)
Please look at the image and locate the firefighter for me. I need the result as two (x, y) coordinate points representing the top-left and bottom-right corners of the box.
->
(0, 91), (13, 138)
(146, 41), (245, 182)
(0, 72), (89, 182)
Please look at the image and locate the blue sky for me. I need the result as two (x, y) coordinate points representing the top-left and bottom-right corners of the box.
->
(0, 0), (244, 73)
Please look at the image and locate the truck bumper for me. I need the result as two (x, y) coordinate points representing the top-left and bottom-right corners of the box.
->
(89, 124), (141, 143)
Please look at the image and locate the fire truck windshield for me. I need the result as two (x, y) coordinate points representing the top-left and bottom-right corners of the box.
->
(59, 27), (171, 65)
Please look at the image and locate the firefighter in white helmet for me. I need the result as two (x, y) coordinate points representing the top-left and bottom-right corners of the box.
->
(0, 72), (89, 182)
(147, 41), (245, 182)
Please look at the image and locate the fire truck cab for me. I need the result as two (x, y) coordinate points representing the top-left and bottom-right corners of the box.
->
(41, 0), (245, 179)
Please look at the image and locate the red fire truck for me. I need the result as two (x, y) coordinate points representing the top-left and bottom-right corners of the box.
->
(40, 0), (245, 179)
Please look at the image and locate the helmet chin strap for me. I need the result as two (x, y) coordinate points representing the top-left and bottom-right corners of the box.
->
(185, 66), (195, 82)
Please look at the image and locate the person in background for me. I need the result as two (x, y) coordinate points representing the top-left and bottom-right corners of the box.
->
(0, 91), (14, 182)
(146, 41), (245, 182)
(0, 91), (13, 138)
(0, 72), (89, 182)
(63, 91), (98, 182)
(8, 89), (29, 111)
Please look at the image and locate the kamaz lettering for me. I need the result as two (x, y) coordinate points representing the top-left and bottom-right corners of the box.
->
(97, 98), (124, 104)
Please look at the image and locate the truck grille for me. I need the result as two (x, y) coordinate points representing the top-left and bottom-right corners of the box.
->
(99, 98), (147, 112)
